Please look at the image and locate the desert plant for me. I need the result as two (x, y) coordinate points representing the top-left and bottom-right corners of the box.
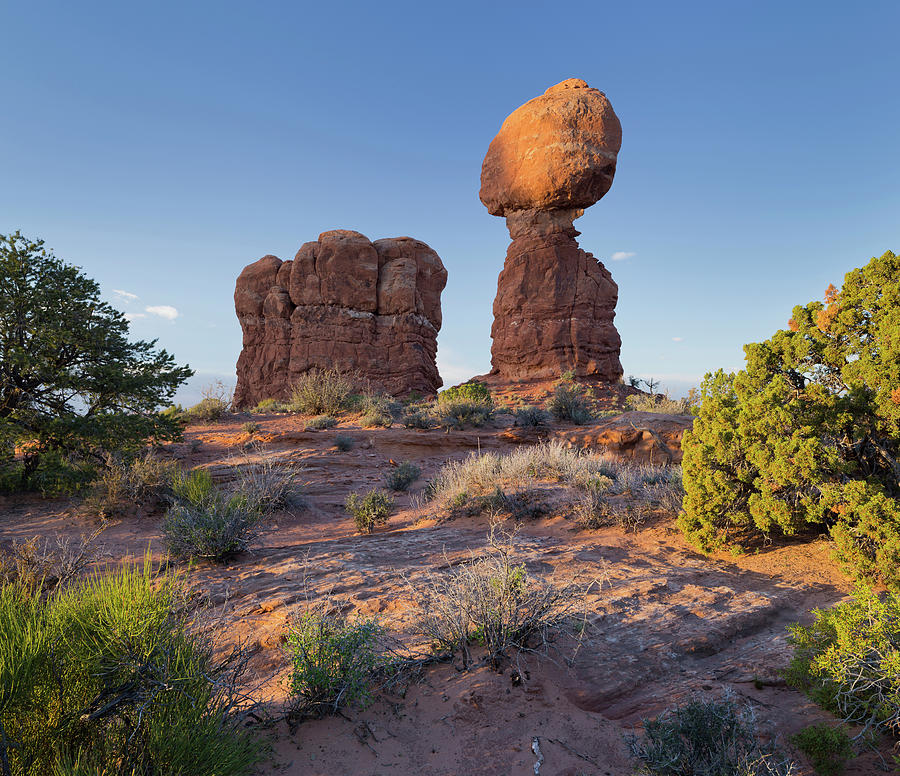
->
(790, 724), (852, 776)
(680, 252), (900, 585)
(333, 434), (354, 451)
(184, 381), (232, 423)
(628, 694), (796, 776)
(786, 584), (900, 741)
(574, 488), (648, 531)
(241, 421), (261, 434)
(0, 232), (191, 490)
(231, 456), (304, 513)
(434, 381), (494, 429)
(164, 493), (261, 561)
(626, 390), (698, 415)
(547, 378), (594, 424)
(438, 380), (492, 404)
(514, 405), (551, 427)
(84, 452), (178, 517)
(412, 527), (589, 669)
(384, 461), (421, 492)
(285, 610), (383, 717)
(345, 489), (394, 533)
(289, 368), (359, 415)
(171, 466), (216, 507)
(251, 397), (286, 414)
(360, 410), (393, 428)
(305, 414), (337, 430)
(0, 560), (264, 775)
(402, 409), (432, 429)
(0, 524), (106, 593)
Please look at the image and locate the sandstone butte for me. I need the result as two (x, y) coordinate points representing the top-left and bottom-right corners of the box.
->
(233, 230), (447, 408)
(480, 78), (624, 383)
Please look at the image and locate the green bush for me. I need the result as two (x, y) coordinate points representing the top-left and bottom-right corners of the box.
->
(361, 410), (393, 428)
(384, 461), (421, 492)
(289, 369), (359, 415)
(790, 724), (852, 776)
(547, 379), (594, 424)
(171, 467), (216, 507)
(438, 380), (492, 404)
(241, 421), (261, 434)
(251, 397), (286, 414)
(435, 399), (493, 429)
(679, 252), (900, 584)
(402, 409), (432, 429)
(305, 414), (337, 430)
(628, 694), (795, 776)
(786, 584), (900, 738)
(0, 561), (264, 775)
(285, 611), (383, 717)
(184, 397), (229, 423)
(345, 490), (393, 533)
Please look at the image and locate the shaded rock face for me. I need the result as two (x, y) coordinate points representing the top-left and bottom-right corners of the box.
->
(480, 79), (624, 382)
(234, 231), (447, 408)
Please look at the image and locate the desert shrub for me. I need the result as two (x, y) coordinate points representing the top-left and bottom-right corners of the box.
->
(305, 414), (337, 430)
(514, 405), (551, 427)
(0, 561), (264, 775)
(289, 368), (360, 415)
(361, 410), (393, 428)
(435, 399), (494, 429)
(0, 525), (105, 593)
(285, 611), (383, 717)
(547, 379), (594, 424)
(626, 390), (698, 415)
(241, 421), (260, 434)
(384, 461), (421, 492)
(164, 481), (261, 561)
(790, 724), (852, 776)
(438, 380), (492, 404)
(680, 252), (900, 585)
(333, 434), (354, 451)
(84, 452), (178, 517)
(251, 397), (286, 414)
(786, 584), (900, 739)
(231, 457), (304, 513)
(473, 486), (549, 521)
(628, 694), (796, 776)
(184, 397), (228, 423)
(412, 528), (587, 669)
(402, 409), (432, 429)
(345, 489), (394, 533)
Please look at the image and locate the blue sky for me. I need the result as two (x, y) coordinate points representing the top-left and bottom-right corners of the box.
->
(3, 1), (898, 403)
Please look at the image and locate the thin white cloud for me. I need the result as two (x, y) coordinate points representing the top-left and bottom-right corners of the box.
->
(672, 336), (684, 342)
(113, 289), (139, 301)
(610, 251), (635, 261)
(124, 312), (147, 321)
(145, 305), (179, 321)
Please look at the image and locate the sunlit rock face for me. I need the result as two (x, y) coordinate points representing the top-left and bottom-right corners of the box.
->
(480, 78), (624, 382)
(233, 231), (446, 408)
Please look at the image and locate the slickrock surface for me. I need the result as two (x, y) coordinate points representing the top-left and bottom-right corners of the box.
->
(234, 231), (447, 408)
(480, 79), (624, 381)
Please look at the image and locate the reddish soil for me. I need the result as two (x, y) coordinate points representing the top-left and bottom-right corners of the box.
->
(1, 411), (892, 775)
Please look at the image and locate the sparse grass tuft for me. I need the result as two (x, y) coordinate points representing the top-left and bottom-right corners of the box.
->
(514, 405), (551, 427)
(547, 379), (594, 424)
(241, 421), (261, 434)
(333, 434), (354, 452)
(251, 397), (287, 414)
(345, 489), (394, 534)
(231, 455), (305, 513)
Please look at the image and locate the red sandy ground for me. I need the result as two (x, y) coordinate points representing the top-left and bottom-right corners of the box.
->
(0, 409), (893, 775)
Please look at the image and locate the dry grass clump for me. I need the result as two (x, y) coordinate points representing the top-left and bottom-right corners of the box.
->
(384, 461), (421, 492)
(184, 380), (234, 423)
(289, 368), (361, 415)
(84, 452), (179, 517)
(411, 527), (592, 669)
(230, 454), (306, 513)
(305, 414), (337, 430)
(0, 524), (106, 592)
(425, 441), (684, 527)
(626, 388), (700, 415)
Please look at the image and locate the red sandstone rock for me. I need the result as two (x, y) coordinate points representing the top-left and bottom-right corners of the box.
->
(234, 233), (447, 408)
(480, 79), (624, 382)
(479, 78), (622, 217)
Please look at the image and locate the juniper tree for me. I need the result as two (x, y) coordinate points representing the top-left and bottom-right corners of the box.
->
(0, 231), (192, 488)
(679, 251), (900, 584)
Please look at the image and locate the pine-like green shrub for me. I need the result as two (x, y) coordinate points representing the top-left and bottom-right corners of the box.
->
(679, 251), (900, 584)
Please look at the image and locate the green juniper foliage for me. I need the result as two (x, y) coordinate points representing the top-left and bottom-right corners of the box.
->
(790, 724), (852, 776)
(0, 232), (192, 490)
(679, 251), (900, 584)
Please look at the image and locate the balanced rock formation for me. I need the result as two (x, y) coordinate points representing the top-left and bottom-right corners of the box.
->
(480, 78), (624, 382)
(234, 230), (447, 408)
